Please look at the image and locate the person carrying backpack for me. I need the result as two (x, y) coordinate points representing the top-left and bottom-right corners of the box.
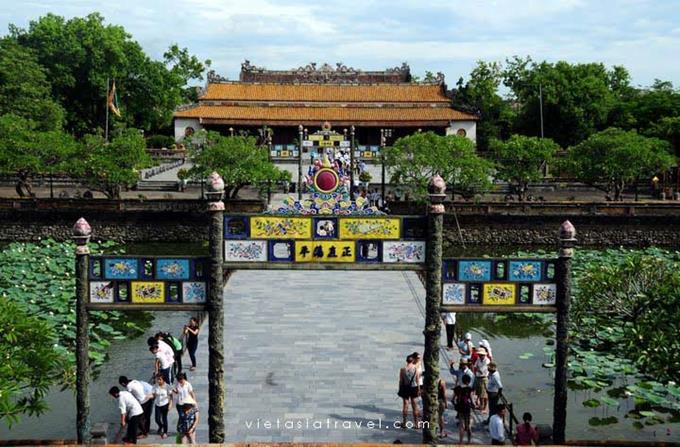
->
(398, 354), (420, 429)
(155, 332), (183, 378)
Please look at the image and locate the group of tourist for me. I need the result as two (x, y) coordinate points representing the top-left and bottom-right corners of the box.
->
(397, 312), (540, 445)
(108, 317), (201, 444)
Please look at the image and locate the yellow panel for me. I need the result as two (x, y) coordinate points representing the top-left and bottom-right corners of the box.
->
(280, 150), (289, 157)
(339, 218), (401, 240)
(362, 151), (373, 158)
(250, 216), (312, 239)
(295, 241), (356, 263)
(131, 281), (165, 304)
(308, 135), (324, 141)
(318, 140), (334, 147)
(329, 135), (344, 141)
(482, 283), (516, 306)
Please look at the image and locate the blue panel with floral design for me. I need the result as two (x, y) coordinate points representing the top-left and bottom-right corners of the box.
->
(104, 258), (138, 280)
(508, 260), (543, 282)
(156, 259), (190, 280)
(458, 260), (492, 282)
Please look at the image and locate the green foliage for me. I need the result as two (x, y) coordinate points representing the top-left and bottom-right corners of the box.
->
(8, 13), (207, 135)
(453, 61), (515, 151)
(0, 239), (151, 423)
(562, 128), (675, 200)
(490, 134), (559, 200)
(384, 132), (493, 200)
(358, 170), (372, 183)
(0, 113), (79, 197)
(0, 296), (64, 427)
(73, 128), (151, 199)
(0, 38), (64, 131)
(187, 131), (287, 199)
(503, 57), (626, 147)
(146, 134), (176, 149)
(163, 44), (211, 103)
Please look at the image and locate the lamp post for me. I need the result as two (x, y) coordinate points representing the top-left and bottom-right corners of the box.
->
(266, 130), (273, 206)
(350, 126), (356, 198)
(298, 125), (304, 200)
(380, 128), (392, 209)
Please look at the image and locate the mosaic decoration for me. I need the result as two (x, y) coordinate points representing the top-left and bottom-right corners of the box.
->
(224, 216), (249, 239)
(533, 284), (557, 305)
(314, 217), (338, 239)
(483, 283), (516, 306)
(250, 217), (311, 239)
(182, 282), (207, 304)
(225, 240), (267, 262)
(268, 154), (383, 216)
(442, 258), (558, 310)
(156, 259), (190, 280)
(339, 218), (400, 240)
(89, 281), (114, 303)
(104, 258), (138, 280)
(383, 241), (426, 263)
(458, 260), (492, 282)
(131, 281), (165, 304)
(295, 240), (355, 263)
(269, 241), (294, 262)
(89, 256), (208, 307)
(224, 215), (425, 264)
(508, 260), (542, 282)
(442, 283), (466, 305)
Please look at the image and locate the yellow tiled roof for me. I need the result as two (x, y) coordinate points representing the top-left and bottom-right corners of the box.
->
(200, 83), (450, 103)
(174, 105), (477, 123)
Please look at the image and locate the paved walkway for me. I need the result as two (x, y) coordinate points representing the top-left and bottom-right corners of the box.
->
(212, 270), (494, 444)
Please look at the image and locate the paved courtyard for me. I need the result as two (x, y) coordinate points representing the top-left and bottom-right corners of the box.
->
(197, 269), (490, 444)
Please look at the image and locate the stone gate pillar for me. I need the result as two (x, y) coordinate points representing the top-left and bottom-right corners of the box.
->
(553, 220), (576, 444)
(73, 218), (92, 444)
(206, 173), (225, 442)
(422, 175), (446, 444)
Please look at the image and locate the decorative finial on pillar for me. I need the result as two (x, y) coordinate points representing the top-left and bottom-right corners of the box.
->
(206, 172), (225, 211)
(428, 175), (447, 214)
(72, 218), (92, 255)
(559, 220), (577, 258)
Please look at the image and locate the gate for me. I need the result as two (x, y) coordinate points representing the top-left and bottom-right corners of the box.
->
(72, 168), (575, 444)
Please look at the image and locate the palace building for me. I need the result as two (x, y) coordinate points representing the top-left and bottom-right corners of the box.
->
(173, 61), (478, 153)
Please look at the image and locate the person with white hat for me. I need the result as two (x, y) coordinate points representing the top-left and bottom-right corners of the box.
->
(177, 395), (200, 444)
(474, 347), (491, 413)
(479, 339), (493, 360)
(458, 332), (473, 360)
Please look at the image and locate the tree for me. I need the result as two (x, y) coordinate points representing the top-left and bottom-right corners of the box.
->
(490, 135), (559, 200)
(452, 61), (515, 151)
(73, 128), (150, 199)
(503, 56), (627, 147)
(0, 114), (79, 197)
(188, 131), (287, 199)
(0, 296), (64, 427)
(0, 38), (64, 131)
(9, 13), (207, 134)
(383, 132), (493, 200)
(164, 44), (211, 103)
(562, 128), (675, 200)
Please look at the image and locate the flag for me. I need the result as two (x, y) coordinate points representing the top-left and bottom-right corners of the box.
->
(107, 80), (121, 117)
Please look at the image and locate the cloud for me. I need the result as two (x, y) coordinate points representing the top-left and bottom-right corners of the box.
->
(0, 0), (678, 86)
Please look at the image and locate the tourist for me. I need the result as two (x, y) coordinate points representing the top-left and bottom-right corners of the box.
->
(488, 404), (507, 445)
(458, 332), (473, 360)
(151, 374), (171, 439)
(149, 343), (174, 385)
(156, 331), (184, 378)
(480, 339), (494, 360)
(109, 386), (144, 444)
(397, 354), (420, 428)
(411, 352), (424, 390)
(438, 377), (448, 438)
(172, 372), (198, 417)
(183, 317), (200, 371)
(118, 376), (154, 438)
(177, 396), (200, 444)
(453, 374), (474, 444)
(474, 348), (490, 413)
(515, 412), (539, 445)
(486, 362), (503, 424)
(441, 312), (457, 350)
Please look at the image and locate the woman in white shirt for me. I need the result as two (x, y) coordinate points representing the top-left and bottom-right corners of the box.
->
(172, 372), (198, 417)
(151, 374), (171, 439)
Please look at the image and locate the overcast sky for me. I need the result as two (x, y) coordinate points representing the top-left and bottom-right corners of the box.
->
(1, 0), (679, 89)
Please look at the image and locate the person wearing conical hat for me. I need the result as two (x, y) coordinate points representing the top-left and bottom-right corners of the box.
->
(177, 395), (199, 444)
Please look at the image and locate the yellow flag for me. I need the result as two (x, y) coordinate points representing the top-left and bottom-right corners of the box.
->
(107, 80), (121, 117)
